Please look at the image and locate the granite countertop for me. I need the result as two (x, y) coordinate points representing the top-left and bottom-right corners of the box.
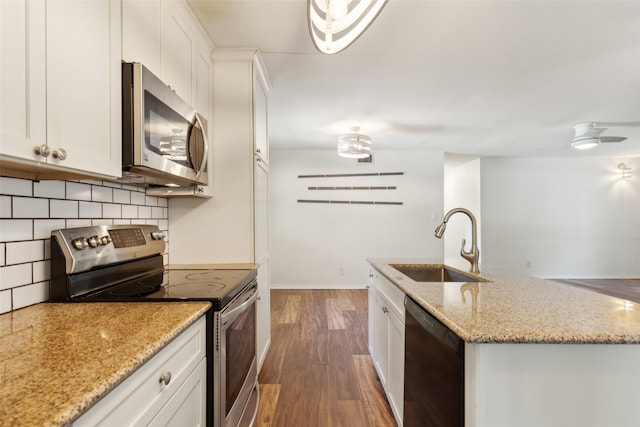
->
(368, 258), (640, 344)
(0, 301), (211, 427)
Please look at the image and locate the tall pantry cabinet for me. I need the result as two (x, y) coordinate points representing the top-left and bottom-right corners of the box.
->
(168, 48), (271, 368)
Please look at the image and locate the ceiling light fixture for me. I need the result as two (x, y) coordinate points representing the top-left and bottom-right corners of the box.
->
(570, 137), (600, 150)
(337, 127), (371, 158)
(618, 163), (632, 179)
(308, 0), (388, 54)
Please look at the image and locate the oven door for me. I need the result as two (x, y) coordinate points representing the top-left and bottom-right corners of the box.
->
(122, 62), (209, 186)
(215, 281), (259, 427)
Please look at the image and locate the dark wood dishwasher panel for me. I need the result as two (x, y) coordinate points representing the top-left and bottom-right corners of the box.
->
(553, 279), (640, 304)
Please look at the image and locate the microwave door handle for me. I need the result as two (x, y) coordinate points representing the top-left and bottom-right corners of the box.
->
(193, 112), (209, 181)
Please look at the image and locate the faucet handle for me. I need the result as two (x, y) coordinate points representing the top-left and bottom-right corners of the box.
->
(460, 238), (470, 255)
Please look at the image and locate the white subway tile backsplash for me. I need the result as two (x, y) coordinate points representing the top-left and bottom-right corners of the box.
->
(0, 219), (33, 242)
(0, 264), (32, 290)
(79, 201), (102, 218)
(34, 180), (66, 199)
(34, 219), (66, 239)
(0, 289), (11, 313)
(0, 178), (169, 312)
(92, 185), (113, 202)
(122, 204), (138, 218)
(13, 281), (49, 310)
(0, 196), (11, 217)
(13, 197), (48, 218)
(131, 191), (146, 205)
(152, 207), (164, 219)
(33, 261), (50, 283)
(101, 181), (122, 189)
(145, 195), (158, 206)
(66, 182), (92, 201)
(113, 189), (130, 204)
(6, 241), (44, 265)
(50, 200), (78, 218)
(103, 203), (122, 218)
(0, 177), (32, 196)
(66, 219), (92, 228)
(138, 206), (152, 218)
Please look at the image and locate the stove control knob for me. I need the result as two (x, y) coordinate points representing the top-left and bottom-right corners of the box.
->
(71, 238), (88, 250)
(100, 235), (111, 245)
(151, 231), (165, 240)
(87, 236), (99, 248)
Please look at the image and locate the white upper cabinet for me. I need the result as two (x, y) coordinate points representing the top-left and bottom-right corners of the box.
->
(122, 0), (162, 76)
(0, 0), (121, 180)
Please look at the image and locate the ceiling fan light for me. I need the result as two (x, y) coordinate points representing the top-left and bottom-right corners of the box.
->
(337, 130), (371, 158)
(571, 137), (600, 150)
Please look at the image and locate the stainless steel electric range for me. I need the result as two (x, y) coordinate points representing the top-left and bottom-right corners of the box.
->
(50, 224), (259, 427)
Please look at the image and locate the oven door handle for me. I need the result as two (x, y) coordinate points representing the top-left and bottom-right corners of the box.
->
(221, 286), (258, 325)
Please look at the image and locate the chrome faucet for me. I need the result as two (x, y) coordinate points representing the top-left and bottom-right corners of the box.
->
(435, 208), (480, 273)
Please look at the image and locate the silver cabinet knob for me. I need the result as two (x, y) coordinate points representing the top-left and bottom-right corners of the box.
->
(52, 148), (67, 160)
(34, 145), (51, 157)
(159, 372), (172, 386)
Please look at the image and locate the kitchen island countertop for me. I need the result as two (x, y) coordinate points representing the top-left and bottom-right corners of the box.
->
(0, 301), (211, 427)
(368, 258), (640, 344)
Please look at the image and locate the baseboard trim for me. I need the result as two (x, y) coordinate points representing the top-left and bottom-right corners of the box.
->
(270, 283), (368, 290)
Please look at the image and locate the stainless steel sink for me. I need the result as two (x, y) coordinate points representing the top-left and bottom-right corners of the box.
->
(390, 264), (487, 282)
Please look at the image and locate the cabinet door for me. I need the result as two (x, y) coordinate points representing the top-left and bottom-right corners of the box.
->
(122, 0), (161, 76)
(388, 309), (405, 424)
(253, 71), (269, 164)
(46, 0), (121, 177)
(149, 358), (206, 427)
(0, 0), (46, 161)
(256, 260), (271, 369)
(162, 1), (194, 105)
(372, 290), (389, 388)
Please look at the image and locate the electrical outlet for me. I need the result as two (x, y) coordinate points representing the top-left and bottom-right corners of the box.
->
(338, 268), (345, 276)
(526, 260), (532, 268)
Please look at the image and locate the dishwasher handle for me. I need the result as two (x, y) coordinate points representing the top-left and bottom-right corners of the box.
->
(405, 296), (463, 354)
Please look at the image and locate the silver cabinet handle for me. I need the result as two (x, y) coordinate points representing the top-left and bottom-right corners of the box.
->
(52, 148), (67, 160)
(159, 372), (172, 386)
(34, 145), (51, 157)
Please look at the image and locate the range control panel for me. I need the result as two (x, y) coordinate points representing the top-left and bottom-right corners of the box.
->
(52, 224), (166, 275)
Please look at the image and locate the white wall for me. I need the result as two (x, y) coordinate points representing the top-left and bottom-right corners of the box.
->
(480, 156), (640, 278)
(269, 149), (445, 288)
(444, 154), (482, 265)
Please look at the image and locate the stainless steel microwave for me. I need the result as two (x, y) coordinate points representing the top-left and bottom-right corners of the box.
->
(122, 62), (209, 187)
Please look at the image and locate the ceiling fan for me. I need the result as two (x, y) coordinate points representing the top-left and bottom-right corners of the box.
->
(571, 121), (639, 150)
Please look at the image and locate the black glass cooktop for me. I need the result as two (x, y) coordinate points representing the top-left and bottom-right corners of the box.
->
(78, 268), (256, 310)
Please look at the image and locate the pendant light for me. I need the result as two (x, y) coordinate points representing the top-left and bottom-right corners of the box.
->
(337, 127), (371, 158)
(308, 0), (388, 54)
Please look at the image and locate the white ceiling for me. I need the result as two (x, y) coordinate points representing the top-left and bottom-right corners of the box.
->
(187, 0), (640, 158)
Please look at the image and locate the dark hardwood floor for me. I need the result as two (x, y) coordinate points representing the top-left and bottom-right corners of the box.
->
(256, 289), (397, 427)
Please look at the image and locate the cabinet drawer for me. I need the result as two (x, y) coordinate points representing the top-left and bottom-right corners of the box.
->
(372, 269), (405, 321)
(73, 316), (206, 426)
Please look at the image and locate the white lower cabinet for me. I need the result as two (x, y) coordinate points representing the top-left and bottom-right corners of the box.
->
(368, 267), (405, 426)
(73, 316), (206, 427)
